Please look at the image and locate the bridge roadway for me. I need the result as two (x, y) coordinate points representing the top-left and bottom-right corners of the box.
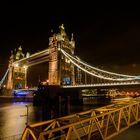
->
(62, 81), (140, 89)
(21, 97), (140, 140)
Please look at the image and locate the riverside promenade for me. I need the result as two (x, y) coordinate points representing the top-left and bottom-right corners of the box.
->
(112, 121), (140, 140)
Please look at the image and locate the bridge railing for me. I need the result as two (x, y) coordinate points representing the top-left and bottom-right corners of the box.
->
(62, 81), (140, 88)
(21, 97), (140, 140)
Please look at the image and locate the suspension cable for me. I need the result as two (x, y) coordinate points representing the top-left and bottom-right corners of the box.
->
(60, 49), (138, 81)
(0, 69), (9, 87)
(60, 48), (137, 78)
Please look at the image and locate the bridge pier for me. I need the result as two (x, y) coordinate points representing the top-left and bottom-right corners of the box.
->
(33, 85), (60, 120)
(61, 88), (83, 105)
(33, 85), (83, 120)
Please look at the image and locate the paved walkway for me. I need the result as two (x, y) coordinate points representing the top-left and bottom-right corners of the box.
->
(112, 122), (140, 140)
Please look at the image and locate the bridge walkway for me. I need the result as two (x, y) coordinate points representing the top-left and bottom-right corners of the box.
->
(21, 97), (140, 140)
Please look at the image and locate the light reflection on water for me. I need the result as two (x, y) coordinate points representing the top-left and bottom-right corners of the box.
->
(0, 96), (130, 138)
(0, 102), (42, 138)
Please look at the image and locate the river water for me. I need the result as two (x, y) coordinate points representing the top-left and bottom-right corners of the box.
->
(0, 97), (140, 139)
(0, 96), (110, 139)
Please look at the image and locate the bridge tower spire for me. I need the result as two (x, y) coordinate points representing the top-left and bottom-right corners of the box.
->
(48, 24), (75, 85)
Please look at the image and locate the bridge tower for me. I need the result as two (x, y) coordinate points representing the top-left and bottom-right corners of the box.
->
(7, 46), (27, 89)
(48, 24), (75, 85)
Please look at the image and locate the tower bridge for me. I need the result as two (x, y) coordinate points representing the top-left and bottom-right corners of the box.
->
(1, 25), (140, 140)
(0, 24), (140, 91)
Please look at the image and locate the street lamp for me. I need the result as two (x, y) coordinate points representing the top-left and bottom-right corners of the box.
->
(20, 105), (30, 126)
(25, 105), (29, 126)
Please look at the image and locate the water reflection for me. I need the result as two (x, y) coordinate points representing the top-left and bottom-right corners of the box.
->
(0, 102), (42, 138)
(0, 96), (132, 139)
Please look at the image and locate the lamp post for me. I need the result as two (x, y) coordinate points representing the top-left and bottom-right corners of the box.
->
(20, 105), (30, 126)
(24, 66), (28, 88)
(25, 105), (29, 126)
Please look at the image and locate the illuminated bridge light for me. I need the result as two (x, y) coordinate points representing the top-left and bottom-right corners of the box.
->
(23, 65), (28, 69)
(15, 63), (19, 67)
(12, 48), (49, 67)
(60, 48), (139, 82)
(60, 48), (136, 78)
(62, 80), (140, 88)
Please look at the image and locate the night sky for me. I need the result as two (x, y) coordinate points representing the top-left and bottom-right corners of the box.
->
(1, 3), (140, 80)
